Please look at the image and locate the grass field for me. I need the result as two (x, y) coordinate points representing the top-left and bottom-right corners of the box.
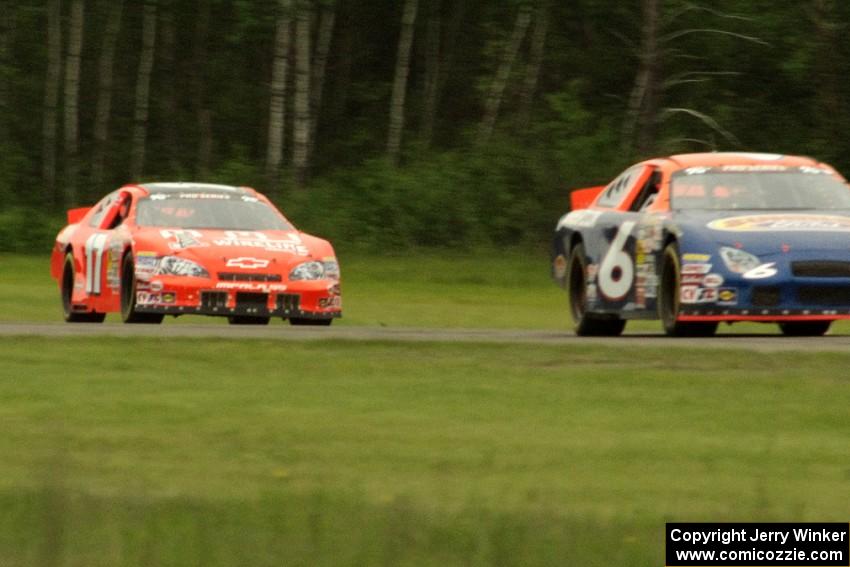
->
(0, 251), (571, 329)
(0, 252), (822, 334)
(2, 337), (849, 565)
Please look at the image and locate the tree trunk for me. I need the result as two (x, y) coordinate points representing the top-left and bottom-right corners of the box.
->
(622, 0), (661, 157)
(91, 0), (124, 189)
(292, 1), (312, 189)
(812, 0), (841, 157)
(43, 0), (62, 204)
(420, 0), (441, 146)
(0, 7), (11, 146)
(130, 2), (158, 180)
(193, 0), (212, 177)
(636, 0), (660, 157)
(330, 0), (352, 120)
(308, 0), (336, 162)
(386, 0), (418, 167)
(266, 0), (292, 190)
(159, 0), (180, 172)
(63, 0), (85, 206)
(518, 0), (550, 127)
(434, 0), (467, 116)
(477, 3), (532, 146)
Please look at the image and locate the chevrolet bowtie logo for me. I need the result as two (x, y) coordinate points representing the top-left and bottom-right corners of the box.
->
(226, 257), (270, 269)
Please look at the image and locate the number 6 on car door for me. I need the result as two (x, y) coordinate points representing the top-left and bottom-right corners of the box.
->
(598, 221), (635, 300)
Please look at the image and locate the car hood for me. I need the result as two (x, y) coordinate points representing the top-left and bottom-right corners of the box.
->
(130, 227), (333, 273)
(675, 210), (850, 255)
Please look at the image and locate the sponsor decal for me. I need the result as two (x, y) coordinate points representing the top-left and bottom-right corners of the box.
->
(556, 209), (603, 230)
(743, 262), (777, 279)
(135, 252), (159, 281)
(720, 164), (786, 172)
(151, 192), (232, 200)
(702, 273), (724, 288)
(635, 287), (646, 309)
(226, 257), (270, 269)
(717, 288), (738, 306)
(729, 152), (783, 161)
(553, 254), (567, 279)
(212, 231), (308, 255)
(682, 263), (712, 275)
(136, 291), (160, 305)
(160, 229), (208, 250)
(708, 214), (850, 232)
(318, 296), (341, 309)
(682, 253), (710, 262)
(680, 286), (718, 304)
(215, 281), (287, 292)
(161, 292), (176, 304)
(150, 280), (164, 292)
(681, 274), (704, 285)
(586, 264), (599, 283)
(586, 283), (598, 302)
(799, 165), (832, 175)
(684, 166), (710, 175)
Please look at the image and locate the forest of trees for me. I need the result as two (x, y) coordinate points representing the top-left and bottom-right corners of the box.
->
(2, 0), (850, 251)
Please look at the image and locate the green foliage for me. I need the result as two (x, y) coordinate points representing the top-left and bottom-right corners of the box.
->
(0, 208), (63, 253)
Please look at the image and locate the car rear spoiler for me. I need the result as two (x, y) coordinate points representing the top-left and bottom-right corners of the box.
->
(67, 206), (91, 225)
(569, 186), (605, 210)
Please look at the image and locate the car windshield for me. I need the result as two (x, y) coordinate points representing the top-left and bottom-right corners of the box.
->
(135, 193), (293, 230)
(670, 168), (850, 211)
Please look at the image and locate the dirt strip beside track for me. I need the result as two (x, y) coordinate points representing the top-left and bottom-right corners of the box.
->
(2, 323), (850, 352)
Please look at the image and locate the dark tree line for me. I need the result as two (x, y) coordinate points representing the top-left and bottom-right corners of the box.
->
(2, 0), (850, 249)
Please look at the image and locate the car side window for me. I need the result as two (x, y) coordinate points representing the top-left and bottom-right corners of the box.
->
(596, 166), (641, 208)
(88, 192), (117, 228)
(630, 171), (662, 212)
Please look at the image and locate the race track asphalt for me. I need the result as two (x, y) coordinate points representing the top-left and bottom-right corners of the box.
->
(2, 323), (850, 352)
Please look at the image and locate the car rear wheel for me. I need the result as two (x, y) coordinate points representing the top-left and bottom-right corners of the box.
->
(121, 253), (164, 324)
(289, 318), (332, 326)
(778, 321), (831, 336)
(567, 242), (625, 336)
(659, 243), (717, 337)
(228, 316), (270, 325)
(61, 252), (106, 323)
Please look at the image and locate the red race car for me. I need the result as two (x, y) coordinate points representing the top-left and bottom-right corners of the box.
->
(50, 182), (341, 325)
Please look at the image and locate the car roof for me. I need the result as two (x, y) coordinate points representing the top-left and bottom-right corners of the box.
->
(653, 152), (823, 169)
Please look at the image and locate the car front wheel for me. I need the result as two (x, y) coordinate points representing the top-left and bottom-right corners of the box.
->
(228, 316), (270, 325)
(778, 321), (831, 336)
(121, 253), (164, 324)
(289, 318), (332, 326)
(658, 243), (717, 337)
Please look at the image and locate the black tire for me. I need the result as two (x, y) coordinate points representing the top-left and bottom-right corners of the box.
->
(228, 316), (271, 325)
(778, 321), (831, 336)
(658, 243), (717, 337)
(120, 253), (164, 324)
(289, 318), (333, 326)
(61, 252), (106, 323)
(567, 242), (626, 336)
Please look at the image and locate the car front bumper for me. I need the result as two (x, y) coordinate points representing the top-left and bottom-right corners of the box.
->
(133, 276), (342, 319)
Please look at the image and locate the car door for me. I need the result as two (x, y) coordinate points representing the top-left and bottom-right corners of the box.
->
(583, 165), (657, 315)
(76, 191), (132, 312)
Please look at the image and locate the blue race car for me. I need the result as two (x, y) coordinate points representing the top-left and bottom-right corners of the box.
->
(552, 152), (850, 336)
